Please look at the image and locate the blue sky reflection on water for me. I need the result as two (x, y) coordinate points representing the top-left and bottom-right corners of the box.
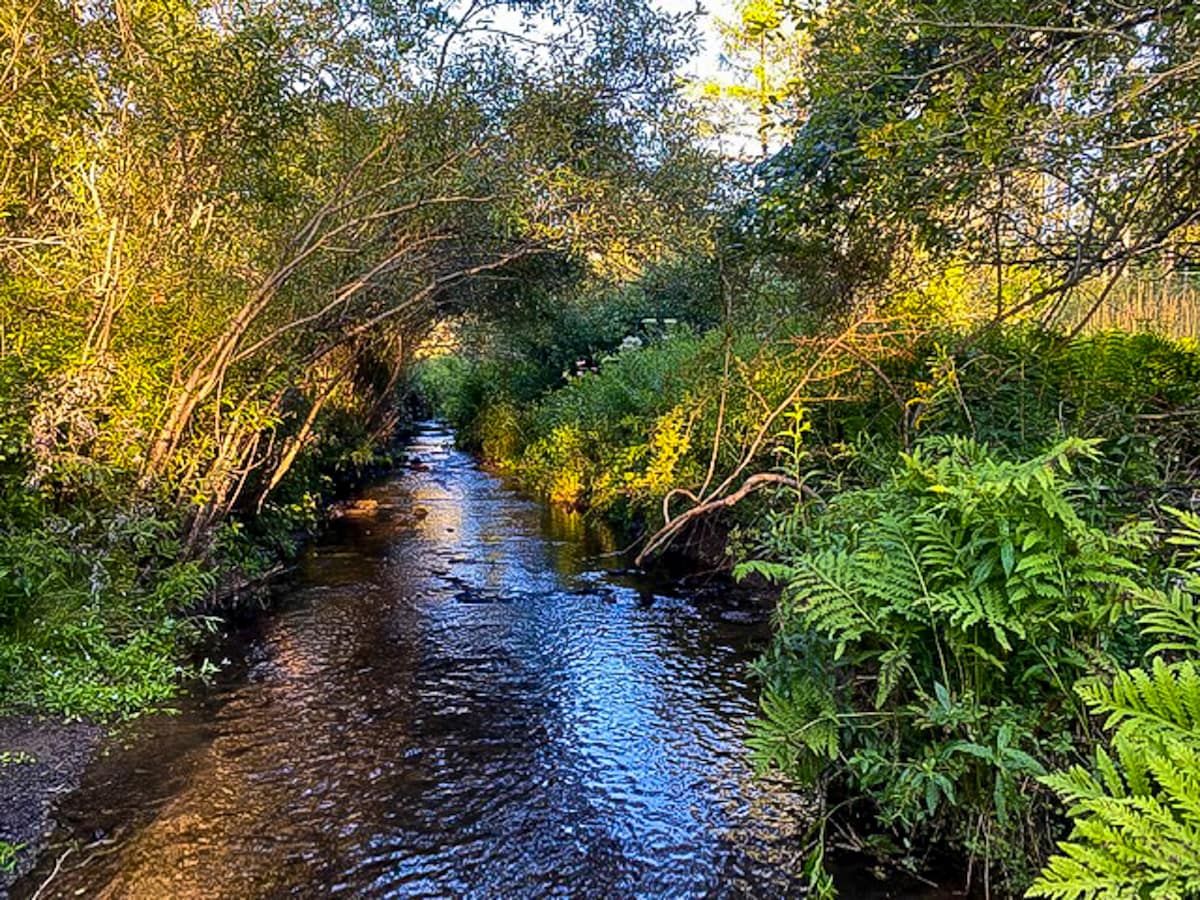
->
(377, 427), (812, 894)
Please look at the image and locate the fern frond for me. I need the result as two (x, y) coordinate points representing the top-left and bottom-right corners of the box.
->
(1077, 660), (1200, 742)
(1136, 585), (1200, 657)
(749, 678), (842, 782)
(1031, 733), (1200, 900)
(733, 560), (797, 584)
(788, 551), (881, 652)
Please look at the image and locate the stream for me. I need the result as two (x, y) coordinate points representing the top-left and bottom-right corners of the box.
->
(13, 424), (930, 899)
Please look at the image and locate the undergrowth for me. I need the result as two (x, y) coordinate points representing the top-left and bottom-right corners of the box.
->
(0, 496), (215, 718)
(1029, 508), (1200, 900)
(737, 437), (1153, 892)
(0, 416), (409, 719)
(421, 286), (1200, 896)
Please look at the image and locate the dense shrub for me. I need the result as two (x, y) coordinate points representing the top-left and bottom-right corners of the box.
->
(433, 317), (1200, 541)
(737, 438), (1153, 891)
(0, 502), (216, 717)
(1030, 509), (1200, 900)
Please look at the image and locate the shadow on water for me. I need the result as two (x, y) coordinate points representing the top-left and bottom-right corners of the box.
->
(13, 424), (963, 899)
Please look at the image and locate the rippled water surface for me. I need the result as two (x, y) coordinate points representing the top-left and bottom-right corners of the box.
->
(16, 425), (898, 899)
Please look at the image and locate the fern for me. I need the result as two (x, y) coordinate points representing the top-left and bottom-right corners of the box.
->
(1030, 716), (1200, 899)
(749, 678), (842, 781)
(741, 437), (1152, 892)
(1135, 586), (1200, 656)
(1030, 511), (1200, 900)
(1076, 660), (1200, 742)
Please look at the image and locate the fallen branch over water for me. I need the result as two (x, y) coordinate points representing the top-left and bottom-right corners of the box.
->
(634, 315), (895, 567)
(635, 472), (817, 567)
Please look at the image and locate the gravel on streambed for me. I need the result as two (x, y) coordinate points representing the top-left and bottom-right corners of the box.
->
(0, 716), (101, 896)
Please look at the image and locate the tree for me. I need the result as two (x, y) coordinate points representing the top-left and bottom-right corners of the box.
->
(743, 0), (1200, 320)
(696, 0), (807, 159)
(0, 0), (714, 534)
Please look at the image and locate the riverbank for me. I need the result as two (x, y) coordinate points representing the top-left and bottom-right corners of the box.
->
(0, 426), (427, 890)
(0, 717), (101, 893)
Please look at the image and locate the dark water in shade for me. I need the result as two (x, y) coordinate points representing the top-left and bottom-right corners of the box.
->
(13, 425), (947, 900)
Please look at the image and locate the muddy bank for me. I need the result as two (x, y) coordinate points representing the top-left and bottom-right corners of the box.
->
(0, 716), (102, 895)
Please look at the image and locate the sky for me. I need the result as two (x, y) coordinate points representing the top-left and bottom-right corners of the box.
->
(462, 0), (768, 159)
(656, 0), (783, 159)
(659, 0), (729, 79)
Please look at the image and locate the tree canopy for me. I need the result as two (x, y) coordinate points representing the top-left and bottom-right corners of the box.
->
(0, 0), (715, 523)
(742, 0), (1200, 316)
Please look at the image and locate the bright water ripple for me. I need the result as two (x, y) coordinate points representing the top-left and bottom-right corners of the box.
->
(16, 425), (824, 899)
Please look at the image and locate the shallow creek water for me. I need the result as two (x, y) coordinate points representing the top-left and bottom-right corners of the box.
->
(14, 425), (945, 899)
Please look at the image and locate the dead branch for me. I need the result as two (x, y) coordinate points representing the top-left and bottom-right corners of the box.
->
(636, 472), (816, 567)
(634, 317), (880, 566)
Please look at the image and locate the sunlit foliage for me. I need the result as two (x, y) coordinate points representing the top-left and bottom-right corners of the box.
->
(739, 438), (1151, 889)
(0, 0), (713, 713)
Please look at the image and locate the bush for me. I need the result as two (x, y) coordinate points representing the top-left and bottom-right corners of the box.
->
(737, 438), (1153, 891)
(475, 400), (526, 465)
(519, 424), (593, 508)
(0, 502), (217, 718)
(1030, 509), (1200, 900)
(516, 330), (719, 517)
(922, 329), (1200, 490)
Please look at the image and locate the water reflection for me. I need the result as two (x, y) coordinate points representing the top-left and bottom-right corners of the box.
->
(17, 425), (824, 899)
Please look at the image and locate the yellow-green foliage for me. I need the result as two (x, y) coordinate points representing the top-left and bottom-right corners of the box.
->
(887, 261), (1050, 331)
(476, 401), (526, 465)
(519, 424), (593, 508)
(492, 331), (724, 516)
(470, 314), (1200, 545)
(622, 406), (697, 501)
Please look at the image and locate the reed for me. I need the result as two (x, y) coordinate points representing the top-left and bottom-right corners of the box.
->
(1062, 271), (1200, 339)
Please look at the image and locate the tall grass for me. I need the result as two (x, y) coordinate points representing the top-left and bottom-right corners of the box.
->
(1061, 271), (1200, 339)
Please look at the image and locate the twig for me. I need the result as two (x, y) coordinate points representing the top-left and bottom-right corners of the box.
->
(31, 846), (74, 900)
(636, 472), (816, 566)
(635, 315), (877, 566)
